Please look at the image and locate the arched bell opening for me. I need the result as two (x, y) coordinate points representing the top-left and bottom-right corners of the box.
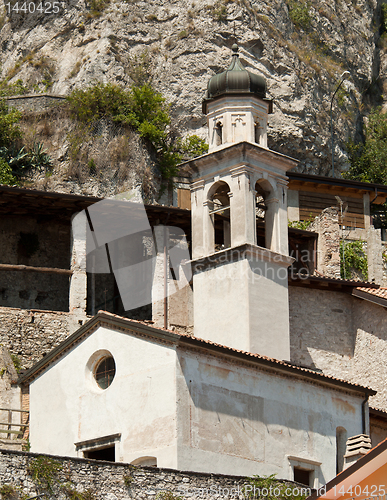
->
(254, 122), (261, 145)
(255, 179), (276, 250)
(255, 181), (269, 249)
(208, 181), (231, 252)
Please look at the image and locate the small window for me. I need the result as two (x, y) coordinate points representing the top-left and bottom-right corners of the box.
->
(294, 467), (311, 486)
(84, 446), (115, 462)
(95, 356), (116, 389)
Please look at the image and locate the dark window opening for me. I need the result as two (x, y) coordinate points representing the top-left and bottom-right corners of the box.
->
(293, 467), (311, 486)
(254, 123), (260, 144)
(95, 357), (116, 389)
(210, 182), (231, 252)
(84, 446), (115, 462)
(255, 182), (268, 249)
(215, 122), (223, 146)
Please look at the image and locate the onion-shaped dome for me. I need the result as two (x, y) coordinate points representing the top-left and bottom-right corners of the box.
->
(206, 44), (266, 99)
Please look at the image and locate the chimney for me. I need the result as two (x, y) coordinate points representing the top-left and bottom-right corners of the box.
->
(343, 434), (372, 469)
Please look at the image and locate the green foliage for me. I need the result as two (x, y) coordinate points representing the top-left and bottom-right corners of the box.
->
(156, 492), (183, 500)
(67, 82), (132, 124)
(288, 217), (314, 230)
(123, 475), (133, 487)
(344, 107), (387, 184)
(87, 0), (110, 17)
(0, 79), (29, 97)
(27, 456), (62, 492)
(11, 354), (22, 373)
(127, 50), (153, 86)
(0, 144), (52, 181)
(288, 1), (312, 30)
(62, 484), (96, 500)
(340, 240), (368, 280)
(0, 484), (17, 499)
(22, 438), (31, 452)
(180, 135), (209, 157)
(67, 82), (207, 185)
(245, 475), (308, 500)
(178, 30), (188, 39)
(209, 0), (230, 22)
(0, 100), (22, 148)
(382, 3), (387, 34)
(88, 158), (97, 174)
(0, 157), (16, 185)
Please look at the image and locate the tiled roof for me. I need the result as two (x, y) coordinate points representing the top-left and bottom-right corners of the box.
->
(19, 310), (375, 396)
(355, 287), (387, 299)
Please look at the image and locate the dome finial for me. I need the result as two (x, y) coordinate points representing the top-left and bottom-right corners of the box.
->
(232, 43), (239, 55)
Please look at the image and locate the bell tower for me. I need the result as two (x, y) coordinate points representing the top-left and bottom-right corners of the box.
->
(184, 45), (298, 361)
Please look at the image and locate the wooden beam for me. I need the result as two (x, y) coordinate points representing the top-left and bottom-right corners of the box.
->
(0, 264), (72, 275)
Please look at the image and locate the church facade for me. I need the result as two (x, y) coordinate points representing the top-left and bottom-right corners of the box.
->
(17, 44), (379, 490)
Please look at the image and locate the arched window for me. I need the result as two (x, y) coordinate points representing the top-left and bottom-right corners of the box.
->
(255, 181), (269, 248)
(209, 181), (231, 252)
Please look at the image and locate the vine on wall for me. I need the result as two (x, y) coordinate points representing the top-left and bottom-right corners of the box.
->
(340, 240), (368, 280)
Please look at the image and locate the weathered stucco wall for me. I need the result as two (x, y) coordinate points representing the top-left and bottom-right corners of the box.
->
(0, 307), (70, 369)
(0, 449), (305, 500)
(28, 319), (366, 486)
(289, 287), (387, 412)
(175, 347), (364, 486)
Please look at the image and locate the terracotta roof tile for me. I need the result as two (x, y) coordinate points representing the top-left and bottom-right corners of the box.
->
(99, 311), (376, 394)
(355, 287), (387, 299)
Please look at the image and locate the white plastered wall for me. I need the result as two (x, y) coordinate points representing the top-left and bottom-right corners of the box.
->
(29, 326), (178, 467)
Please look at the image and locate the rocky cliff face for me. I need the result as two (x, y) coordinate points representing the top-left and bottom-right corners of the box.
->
(0, 0), (384, 195)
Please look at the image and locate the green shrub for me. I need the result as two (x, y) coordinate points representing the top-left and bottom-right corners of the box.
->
(0, 100), (22, 148)
(67, 82), (207, 185)
(27, 456), (62, 492)
(11, 354), (22, 373)
(340, 240), (368, 280)
(344, 107), (387, 184)
(382, 3), (387, 34)
(288, 1), (311, 30)
(0, 79), (29, 97)
(0, 157), (16, 185)
(245, 474), (308, 500)
(0, 483), (17, 499)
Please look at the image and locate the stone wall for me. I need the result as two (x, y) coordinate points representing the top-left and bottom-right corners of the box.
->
(7, 94), (66, 113)
(309, 207), (341, 279)
(289, 286), (387, 414)
(0, 450), (305, 500)
(0, 307), (70, 369)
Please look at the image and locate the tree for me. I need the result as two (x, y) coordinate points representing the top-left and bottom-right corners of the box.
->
(344, 107), (387, 184)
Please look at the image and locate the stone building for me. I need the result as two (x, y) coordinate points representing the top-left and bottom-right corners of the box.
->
(1, 44), (387, 488)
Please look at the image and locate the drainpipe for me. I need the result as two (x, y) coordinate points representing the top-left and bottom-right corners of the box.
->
(163, 212), (171, 330)
(362, 394), (369, 435)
